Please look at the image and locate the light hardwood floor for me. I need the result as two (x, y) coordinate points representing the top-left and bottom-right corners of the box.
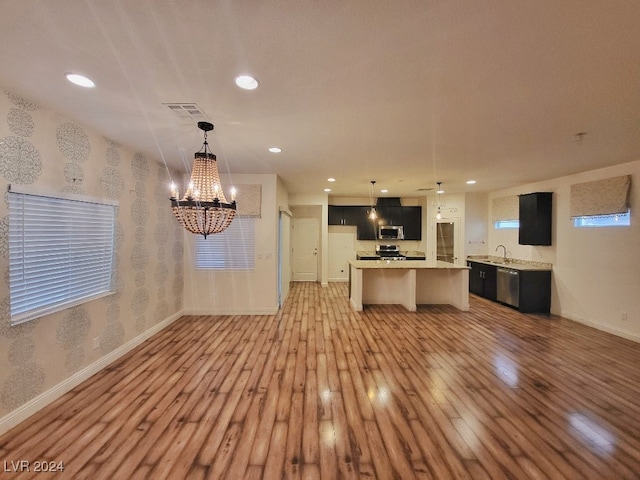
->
(1, 282), (640, 479)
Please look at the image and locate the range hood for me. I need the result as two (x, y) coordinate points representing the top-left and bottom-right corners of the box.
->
(375, 197), (402, 207)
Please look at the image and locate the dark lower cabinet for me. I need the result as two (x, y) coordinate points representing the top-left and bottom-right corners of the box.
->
(518, 270), (552, 313)
(468, 261), (497, 301)
(469, 261), (551, 313)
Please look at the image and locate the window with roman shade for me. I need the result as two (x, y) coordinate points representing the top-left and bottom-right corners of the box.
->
(491, 195), (519, 228)
(570, 175), (631, 218)
(8, 186), (117, 325)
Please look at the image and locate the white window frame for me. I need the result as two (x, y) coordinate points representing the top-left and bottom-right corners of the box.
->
(494, 220), (520, 229)
(195, 216), (255, 270)
(8, 185), (117, 325)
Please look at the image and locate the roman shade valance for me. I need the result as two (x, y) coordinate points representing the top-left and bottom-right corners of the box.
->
(570, 175), (631, 218)
(491, 195), (519, 222)
(224, 184), (261, 217)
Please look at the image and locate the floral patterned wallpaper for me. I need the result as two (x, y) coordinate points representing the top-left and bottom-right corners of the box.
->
(0, 90), (183, 417)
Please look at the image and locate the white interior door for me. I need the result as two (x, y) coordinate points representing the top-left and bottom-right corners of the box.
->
(292, 218), (319, 281)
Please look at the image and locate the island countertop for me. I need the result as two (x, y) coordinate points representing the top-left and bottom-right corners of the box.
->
(349, 260), (470, 312)
(349, 259), (470, 270)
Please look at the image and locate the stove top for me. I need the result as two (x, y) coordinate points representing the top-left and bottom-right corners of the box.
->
(356, 248), (426, 261)
(378, 254), (406, 260)
(375, 244), (403, 259)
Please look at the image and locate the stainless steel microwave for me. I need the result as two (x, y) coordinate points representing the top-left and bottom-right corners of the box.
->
(379, 225), (404, 240)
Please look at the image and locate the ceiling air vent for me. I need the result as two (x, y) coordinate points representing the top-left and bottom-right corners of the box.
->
(163, 103), (208, 121)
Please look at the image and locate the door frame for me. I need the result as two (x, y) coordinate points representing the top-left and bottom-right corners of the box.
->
(291, 217), (320, 281)
(278, 208), (292, 306)
(432, 216), (462, 265)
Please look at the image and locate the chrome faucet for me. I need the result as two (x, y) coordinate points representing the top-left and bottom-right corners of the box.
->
(495, 244), (507, 262)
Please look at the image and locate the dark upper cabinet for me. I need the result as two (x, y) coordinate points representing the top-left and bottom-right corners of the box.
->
(519, 192), (552, 246)
(330, 205), (422, 240)
(329, 205), (367, 226)
(370, 206), (422, 240)
(401, 207), (422, 240)
(328, 205), (347, 225)
(356, 207), (378, 240)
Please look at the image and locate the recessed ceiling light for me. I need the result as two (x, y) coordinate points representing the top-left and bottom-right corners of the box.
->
(65, 73), (95, 88)
(324, 188), (331, 192)
(327, 178), (336, 182)
(466, 180), (477, 185)
(268, 147), (282, 153)
(381, 189), (388, 193)
(235, 75), (258, 90)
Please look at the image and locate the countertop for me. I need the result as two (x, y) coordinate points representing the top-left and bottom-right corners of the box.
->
(466, 256), (553, 271)
(349, 259), (469, 269)
(356, 250), (426, 260)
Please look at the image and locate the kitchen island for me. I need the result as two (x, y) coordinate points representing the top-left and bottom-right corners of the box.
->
(349, 259), (470, 312)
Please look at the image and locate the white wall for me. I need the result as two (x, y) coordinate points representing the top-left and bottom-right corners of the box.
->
(465, 192), (489, 256)
(182, 174), (280, 315)
(328, 226), (357, 281)
(276, 177), (291, 305)
(488, 160), (640, 341)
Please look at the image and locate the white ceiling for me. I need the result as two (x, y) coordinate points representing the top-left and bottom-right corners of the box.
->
(1, 1), (639, 197)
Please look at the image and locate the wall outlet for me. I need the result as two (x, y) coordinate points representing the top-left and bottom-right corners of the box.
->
(621, 311), (627, 321)
(93, 337), (100, 349)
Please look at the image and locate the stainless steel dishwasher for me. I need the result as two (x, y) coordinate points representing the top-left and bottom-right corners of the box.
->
(497, 267), (519, 308)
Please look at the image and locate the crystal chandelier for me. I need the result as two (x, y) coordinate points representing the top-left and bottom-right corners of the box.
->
(170, 122), (237, 238)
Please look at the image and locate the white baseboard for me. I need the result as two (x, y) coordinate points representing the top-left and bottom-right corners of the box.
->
(0, 310), (184, 436)
(327, 278), (348, 283)
(183, 305), (280, 316)
(561, 311), (640, 343)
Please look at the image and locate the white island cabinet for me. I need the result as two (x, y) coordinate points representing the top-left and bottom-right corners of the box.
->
(349, 260), (470, 312)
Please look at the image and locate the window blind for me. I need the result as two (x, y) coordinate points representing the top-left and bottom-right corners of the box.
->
(570, 175), (631, 218)
(491, 195), (519, 223)
(8, 188), (117, 325)
(196, 217), (255, 270)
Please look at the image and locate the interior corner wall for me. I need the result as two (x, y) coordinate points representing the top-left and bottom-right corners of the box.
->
(276, 177), (291, 305)
(488, 160), (640, 342)
(182, 174), (280, 315)
(0, 90), (184, 429)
